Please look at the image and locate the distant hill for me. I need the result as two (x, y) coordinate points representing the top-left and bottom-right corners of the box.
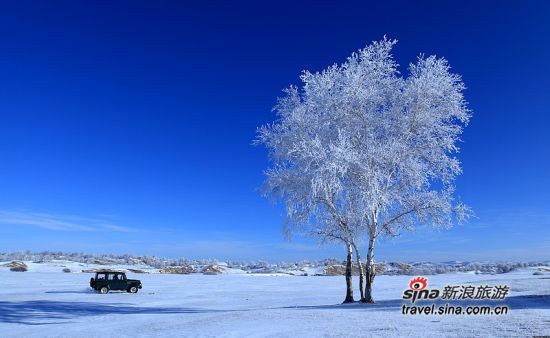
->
(1, 251), (548, 276)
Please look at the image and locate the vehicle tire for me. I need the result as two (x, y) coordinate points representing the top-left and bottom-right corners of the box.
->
(99, 286), (109, 294)
(128, 286), (138, 293)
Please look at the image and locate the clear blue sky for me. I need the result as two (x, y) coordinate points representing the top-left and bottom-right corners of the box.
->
(0, 1), (548, 262)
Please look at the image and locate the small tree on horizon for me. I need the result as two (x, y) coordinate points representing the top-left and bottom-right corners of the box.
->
(257, 37), (471, 303)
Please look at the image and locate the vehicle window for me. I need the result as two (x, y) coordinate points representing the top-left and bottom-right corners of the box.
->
(97, 273), (106, 280)
(120, 274), (126, 280)
(108, 274), (116, 280)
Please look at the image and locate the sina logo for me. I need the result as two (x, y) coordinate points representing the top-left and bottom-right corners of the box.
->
(402, 277), (439, 303)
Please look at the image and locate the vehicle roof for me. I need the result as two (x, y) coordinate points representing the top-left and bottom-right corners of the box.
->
(95, 270), (126, 273)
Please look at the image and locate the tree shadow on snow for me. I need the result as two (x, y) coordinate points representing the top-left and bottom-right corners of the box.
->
(280, 294), (550, 312)
(2, 295), (547, 326)
(504, 294), (550, 310)
(0, 300), (229, 325)
(280, 298), (404, 312)
(413, 294), (550, 310)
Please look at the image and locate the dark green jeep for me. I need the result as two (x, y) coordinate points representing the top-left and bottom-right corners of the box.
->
(89, 270), (142, 294)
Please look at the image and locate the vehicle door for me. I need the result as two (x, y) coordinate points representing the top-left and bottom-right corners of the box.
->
(96, 273), (108, 288)
(107, 273), (124, 290)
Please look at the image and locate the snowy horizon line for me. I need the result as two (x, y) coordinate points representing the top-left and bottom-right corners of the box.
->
(2, 250), (548, 265)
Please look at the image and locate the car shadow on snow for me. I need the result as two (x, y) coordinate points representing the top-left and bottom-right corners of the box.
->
(45, 289), (96, 294)
(0, 301), (229, 325)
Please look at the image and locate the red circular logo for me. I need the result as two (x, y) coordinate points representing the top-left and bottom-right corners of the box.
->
(409, 277), (428, 290)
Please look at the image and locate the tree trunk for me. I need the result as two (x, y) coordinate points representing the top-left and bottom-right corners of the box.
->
(343, 243), (354, 303)
(352, 242), (365, 302)
(364, 235), (376, 303)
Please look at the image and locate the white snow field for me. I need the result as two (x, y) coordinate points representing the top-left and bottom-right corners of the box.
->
(0, 267), (548, 337)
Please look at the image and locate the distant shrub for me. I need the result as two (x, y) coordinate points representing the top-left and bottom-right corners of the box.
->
(10, 266), (27, 272)
(127, 268), (148, 274)
(160, 265), (195, 274)
(62, 268), (71, 273)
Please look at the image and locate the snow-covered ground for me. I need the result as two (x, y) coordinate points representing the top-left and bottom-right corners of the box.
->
(0, 266), (548, 337)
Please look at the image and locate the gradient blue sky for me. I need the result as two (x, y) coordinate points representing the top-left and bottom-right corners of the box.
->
(0, 1), (549, 262)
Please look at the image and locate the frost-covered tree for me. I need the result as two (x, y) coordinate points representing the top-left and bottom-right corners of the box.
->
(256, 37), (471, 303)
(256, 117), (361, 302)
